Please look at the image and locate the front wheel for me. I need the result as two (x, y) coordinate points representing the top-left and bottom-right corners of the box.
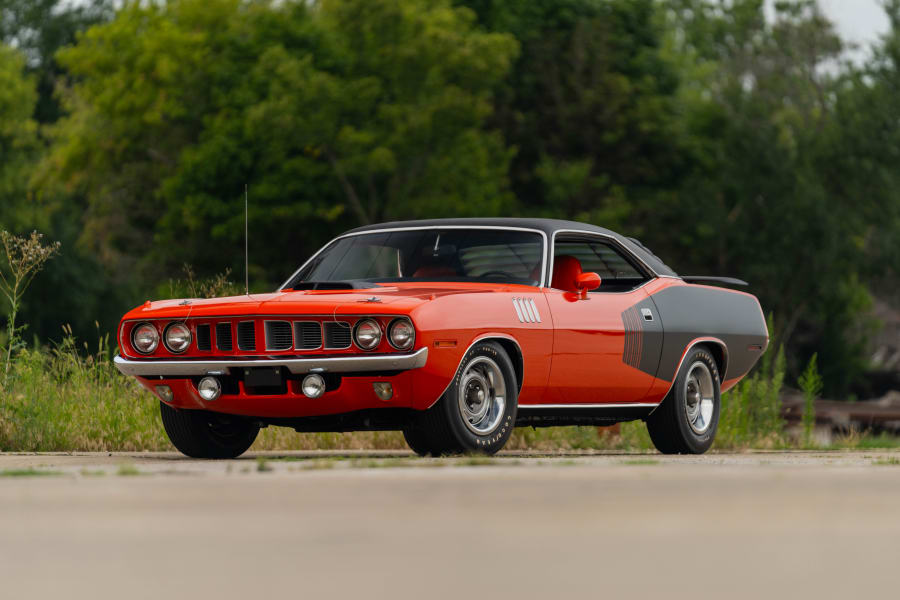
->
(160, 402), (259, 459)
(411, 341), (518, 455)
(646, 347), (721, 454)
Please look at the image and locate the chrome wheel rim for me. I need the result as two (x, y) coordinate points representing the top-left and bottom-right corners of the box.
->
(458, 356), (506, 435)
(684, 361), (715, 434)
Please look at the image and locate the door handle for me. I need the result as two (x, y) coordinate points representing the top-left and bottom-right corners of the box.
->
(641, 308), (654, 322)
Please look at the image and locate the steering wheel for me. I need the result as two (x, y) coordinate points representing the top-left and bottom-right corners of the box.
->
(479, 270), (515, 280)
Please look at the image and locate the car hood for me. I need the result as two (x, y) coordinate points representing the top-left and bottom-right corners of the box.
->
(122, 282), (531, 321)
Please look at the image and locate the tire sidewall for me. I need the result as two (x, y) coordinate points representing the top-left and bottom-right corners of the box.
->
(671, 348), (721, 453)
(441, 341), (518, 453)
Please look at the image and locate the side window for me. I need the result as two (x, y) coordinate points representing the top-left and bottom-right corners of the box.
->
(553, 239), (648, 292)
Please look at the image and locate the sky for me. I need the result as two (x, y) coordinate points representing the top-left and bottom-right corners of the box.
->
(769, 0), (890, 58)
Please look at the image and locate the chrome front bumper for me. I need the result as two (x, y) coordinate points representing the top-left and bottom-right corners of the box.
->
(114, 347), (428, 377)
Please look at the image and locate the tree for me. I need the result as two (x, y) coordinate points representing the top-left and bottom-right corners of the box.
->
(0, 0), (113, 124)
(459, 0), (689, 229)
(45, 0), (518, 289)
(0, 45), (37, 229)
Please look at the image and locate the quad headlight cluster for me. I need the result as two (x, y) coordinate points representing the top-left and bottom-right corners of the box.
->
(131, 321), (192, 355)
(352, 318), (414, 351)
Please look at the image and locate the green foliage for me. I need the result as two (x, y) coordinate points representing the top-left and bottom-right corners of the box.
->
(0, 0), (896, 400)
(0, 230), (60, 378)
(717, 315), (787, 448)
(0, 45), (38, 229)
(46, 0), (518, 293)
(799, 353), (824, 445)
(0, 0), (113, 123)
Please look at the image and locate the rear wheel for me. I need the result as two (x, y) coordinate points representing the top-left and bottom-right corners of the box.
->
(160, 402), (259, 459)
(646, 347), (721, 454)
(411, 341), (517, 455)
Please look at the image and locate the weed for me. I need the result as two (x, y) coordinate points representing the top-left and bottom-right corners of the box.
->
(620, 458), (660, 466)
(872, 457), (900, 466)
(799, 353), (823, 446)
(0, 468), (63, 477)
(116, 463), (142, 476)
(79, 469), (106, 477)
(256, 457), (273, 472)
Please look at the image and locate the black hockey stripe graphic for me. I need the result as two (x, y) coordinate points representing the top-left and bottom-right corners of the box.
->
(621, 306), (644, 369)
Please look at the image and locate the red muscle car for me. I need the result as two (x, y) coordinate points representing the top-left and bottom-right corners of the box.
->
(115, 218), (768, 458)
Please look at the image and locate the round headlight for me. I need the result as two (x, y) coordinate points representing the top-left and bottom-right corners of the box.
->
(353, 318), (382, 351)
(388, 319), (415, 350)
(164, 322), (192, 353)
(197, 376), (222, 402)
(132, 323), (159, 354)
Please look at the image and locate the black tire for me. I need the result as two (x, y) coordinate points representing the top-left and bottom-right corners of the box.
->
(402, 427), (454, 457)
(646, 346), (721, 455)
(159, 402), (259, 459)
(412, 341), (518, 455)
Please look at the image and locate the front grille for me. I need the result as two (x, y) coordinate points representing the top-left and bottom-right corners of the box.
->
(237, 321), (256, 351)
(196, 324), (212, 351)
(324, 321), (351, 349)
(294, 321), (322, 350)
(215, 323), (233, 351)
(265, 321), (293, 351)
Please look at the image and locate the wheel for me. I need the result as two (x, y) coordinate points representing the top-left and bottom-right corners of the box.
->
(646, 346), (721, 454)
(159, 402), (259, 459)
(413, 341), (518, 455)
(402, 427), (456, 457)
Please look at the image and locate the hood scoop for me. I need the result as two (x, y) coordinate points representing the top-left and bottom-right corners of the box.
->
(292, 280), (385, 291)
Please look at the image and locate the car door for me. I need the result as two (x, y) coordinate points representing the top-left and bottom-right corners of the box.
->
(543, 235), (663, 404)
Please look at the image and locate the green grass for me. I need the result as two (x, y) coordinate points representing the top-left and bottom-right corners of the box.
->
(0, 468), (63, 477)
(872, 457), (900, 466)
(620, 458), (660, 465)
(116, 463), (142, 476)
(0, 336), (898, 454)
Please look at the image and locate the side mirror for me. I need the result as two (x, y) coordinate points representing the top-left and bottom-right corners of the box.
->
(576, 272), (601, 299)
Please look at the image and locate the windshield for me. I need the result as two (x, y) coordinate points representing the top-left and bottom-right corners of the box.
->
(288, 229), (545, 288)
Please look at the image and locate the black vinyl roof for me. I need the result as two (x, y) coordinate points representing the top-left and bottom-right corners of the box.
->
(346, 218), (679, 278)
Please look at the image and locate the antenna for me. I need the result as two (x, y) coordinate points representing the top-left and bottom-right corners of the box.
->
(244, 184), (249, 296)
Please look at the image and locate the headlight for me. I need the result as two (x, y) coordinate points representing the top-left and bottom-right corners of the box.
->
(131, 323), (159, 354)
(388, 319), (415, 350)
(163, 322), (192, 353)
(353, 318), (382, 351)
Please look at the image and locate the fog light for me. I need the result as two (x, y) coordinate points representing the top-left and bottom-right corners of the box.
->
(197, 376), (222, 402)
(373, 382), (393, 401)
(155, 385), (173, 403)
(302, 374), (326, 398)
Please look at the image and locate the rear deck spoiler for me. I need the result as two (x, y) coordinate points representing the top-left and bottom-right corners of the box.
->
(680, 276), (749, 287)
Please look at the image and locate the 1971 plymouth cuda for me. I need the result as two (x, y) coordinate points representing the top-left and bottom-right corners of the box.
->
(115, 218), (768, 458)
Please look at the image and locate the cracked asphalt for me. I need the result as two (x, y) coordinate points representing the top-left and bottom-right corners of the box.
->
(1, 450), (898, 599)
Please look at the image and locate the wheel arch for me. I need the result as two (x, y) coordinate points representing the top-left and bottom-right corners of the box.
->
(425, 333), (525, 409)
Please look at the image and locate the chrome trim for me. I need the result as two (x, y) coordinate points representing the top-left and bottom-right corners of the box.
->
(518, 403), (658, 410)
(352, 318), (382, 352)
(279, 225), (550, 289)
(511, 298), (525, 322)
(162, 322), (191, 354)
(512, 298), (542, 323)
(293, 320), (323, 351)
(215, 322), (233, 352)
(528, 298), (541, 322)
(386, 317), (415, 350)
(548, 229), (658, 293)
(648, 337), (729, 417)
(236, 320), (256, 351)
(264, 320), (293, 352)
(323, 321), (352, 350)
(131, 322), (160, 355)
(114, 347), (429, 377)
